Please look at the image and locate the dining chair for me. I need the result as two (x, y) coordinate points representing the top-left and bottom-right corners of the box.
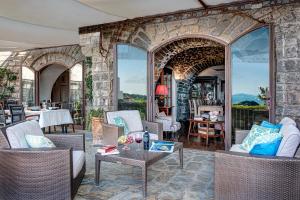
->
(0, 105), (10, 126)
(9, 105), (25, 124)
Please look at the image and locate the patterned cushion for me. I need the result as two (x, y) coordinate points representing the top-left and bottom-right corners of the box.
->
(113, 116), (129, 135)
(241, 125), (281, 151)
(25, 135), (56, 148)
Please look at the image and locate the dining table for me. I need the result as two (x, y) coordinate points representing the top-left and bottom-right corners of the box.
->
(5, 108), (74, 133)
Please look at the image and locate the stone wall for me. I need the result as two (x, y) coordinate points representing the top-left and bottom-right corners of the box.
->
(79, 1), (300, 123)
(1, 45), (85, 102)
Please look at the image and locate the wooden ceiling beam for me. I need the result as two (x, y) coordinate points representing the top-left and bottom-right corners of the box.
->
(198, 0), (208, 9)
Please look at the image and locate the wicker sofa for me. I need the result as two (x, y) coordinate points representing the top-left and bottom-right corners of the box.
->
(0, 121), (85, 200)
(104, 110), (163, 141)
(215, 122), (300, 200)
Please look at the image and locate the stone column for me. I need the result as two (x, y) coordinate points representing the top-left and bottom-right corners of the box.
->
(79, 32), (114, 111)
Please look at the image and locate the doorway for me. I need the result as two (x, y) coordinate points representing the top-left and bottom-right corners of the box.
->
(153, 38), (226, 150)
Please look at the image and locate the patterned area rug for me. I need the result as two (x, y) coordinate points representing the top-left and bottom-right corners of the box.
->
(75, 137), (214, 200)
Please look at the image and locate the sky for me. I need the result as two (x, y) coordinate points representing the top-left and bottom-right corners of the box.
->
(117, 45), (147, 96)
(231, 27), (269, 96)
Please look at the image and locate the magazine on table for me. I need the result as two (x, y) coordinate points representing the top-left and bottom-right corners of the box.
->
(149, 141), (174, 153)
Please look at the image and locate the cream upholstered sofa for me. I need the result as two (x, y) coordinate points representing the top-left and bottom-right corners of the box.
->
(0, 120), (85, 200)
(105, 110), (163, 140)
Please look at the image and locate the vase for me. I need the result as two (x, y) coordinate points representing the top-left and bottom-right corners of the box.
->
(92, 117), (104, 145)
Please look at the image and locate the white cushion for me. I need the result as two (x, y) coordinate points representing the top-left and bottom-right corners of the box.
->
(276, 124), (300, 157)
(106, 110), (143, 133)
(279, 117), (297, 126)
(230, 144), (249, 153)
(6, 120), (43, 149)
(155, 116), (181, 132)
(72, 150), (85, 178)
(25, 135), (56, 148)
(128, 131), (158, 140)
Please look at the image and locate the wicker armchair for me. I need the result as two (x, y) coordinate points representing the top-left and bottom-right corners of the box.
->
(103, 110), (163, 141)
(215, 131), (300, 200)
(0, 122), (86, 200)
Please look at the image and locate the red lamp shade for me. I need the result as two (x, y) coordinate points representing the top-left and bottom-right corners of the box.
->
(155, 85), (168, 95)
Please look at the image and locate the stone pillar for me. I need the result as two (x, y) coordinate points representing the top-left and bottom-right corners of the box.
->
(79, 32), (114, 111)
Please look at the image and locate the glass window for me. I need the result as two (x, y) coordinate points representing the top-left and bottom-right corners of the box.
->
(231, 27), (270, 140)
(22, 67), (35, 106)
(70, 63), (83, 126)
(117, 44), (147, 119)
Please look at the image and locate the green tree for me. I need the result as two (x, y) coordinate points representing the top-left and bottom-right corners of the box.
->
(257, 86), (269, 105)
(0, 68), (17, 99)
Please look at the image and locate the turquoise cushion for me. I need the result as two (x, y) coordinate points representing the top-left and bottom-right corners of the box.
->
(261, 121), (282, 132)
(250, 137), (282, 156)
(25, 135), (56, 148)
(241, 125), (280, 151)
(113, 117), (129, 135)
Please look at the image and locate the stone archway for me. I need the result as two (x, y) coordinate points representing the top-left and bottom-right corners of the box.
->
(20, 45), (85, 104)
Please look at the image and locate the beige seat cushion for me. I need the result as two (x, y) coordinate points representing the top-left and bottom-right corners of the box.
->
(72, 150), (85, 178)
(106, 110), (144, 132)
(6, 120), (44, 149)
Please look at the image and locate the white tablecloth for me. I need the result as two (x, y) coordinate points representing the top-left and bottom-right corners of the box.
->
(5, 109), (74, 128)
(39, 109), (73, 128)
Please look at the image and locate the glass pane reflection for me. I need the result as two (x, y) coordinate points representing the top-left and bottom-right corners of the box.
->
(231, 27), (270, 142)
(117, 45), (147, 119)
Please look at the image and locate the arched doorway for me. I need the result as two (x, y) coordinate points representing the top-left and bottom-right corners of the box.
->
(152, 37), (226, 150)
(38, 63), (84, 128)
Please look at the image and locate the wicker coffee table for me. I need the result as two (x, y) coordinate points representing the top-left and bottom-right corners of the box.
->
(95, 142), (183, 197)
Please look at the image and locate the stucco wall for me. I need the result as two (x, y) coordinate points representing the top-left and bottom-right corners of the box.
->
(39, 64), (67, 101)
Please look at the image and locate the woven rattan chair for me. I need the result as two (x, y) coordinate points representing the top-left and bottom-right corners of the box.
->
(215, 131), (300, 200)
(104, 110), (163, 141)
(0, 122), (86, 200)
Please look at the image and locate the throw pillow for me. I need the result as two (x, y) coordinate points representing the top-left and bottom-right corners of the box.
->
(25, 135), (56, 148)
(261, 121), (282, 132)
(113, 116), (129, 135)
(241, 125), (279, 151)
(250, 137), (282, 156)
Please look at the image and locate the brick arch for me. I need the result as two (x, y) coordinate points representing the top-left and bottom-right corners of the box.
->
(30, 53), (78, 71)
(168, 46), (225, 80)
(153, 37), (224, 81)
(22, 45), (84, 72)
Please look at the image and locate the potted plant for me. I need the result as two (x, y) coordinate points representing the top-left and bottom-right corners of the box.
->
(87, 108), (104, 145)
(0, 68), (17, 101)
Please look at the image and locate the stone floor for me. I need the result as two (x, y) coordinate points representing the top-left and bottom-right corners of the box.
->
(75, 133), (215, 200)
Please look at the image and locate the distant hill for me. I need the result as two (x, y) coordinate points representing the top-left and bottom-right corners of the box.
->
(232, 93), (264, 105)
(123, 93), (147, 100)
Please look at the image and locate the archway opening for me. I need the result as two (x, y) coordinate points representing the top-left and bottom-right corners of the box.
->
(39, 64), (68, 103)
(39, 63), (84, 128)
(153, 37), (226, 150)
